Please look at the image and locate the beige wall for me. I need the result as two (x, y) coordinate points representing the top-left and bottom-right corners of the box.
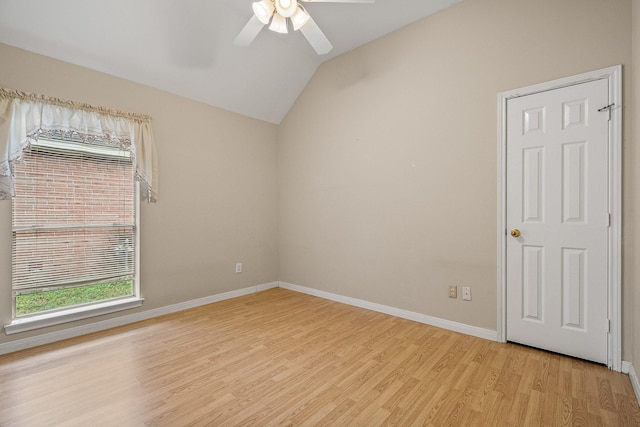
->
(633, 0), (640, 370)
(0, 43), (278, 346)
(277, 0), (633, 347)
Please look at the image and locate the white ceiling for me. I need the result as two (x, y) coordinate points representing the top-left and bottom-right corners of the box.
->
(0, 0), (462, 124)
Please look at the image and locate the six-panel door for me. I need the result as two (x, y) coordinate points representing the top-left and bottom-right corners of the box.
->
(506, 79), (609, 364)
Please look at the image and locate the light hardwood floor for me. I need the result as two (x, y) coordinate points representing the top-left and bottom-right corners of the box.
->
(0, 288), (638, 426)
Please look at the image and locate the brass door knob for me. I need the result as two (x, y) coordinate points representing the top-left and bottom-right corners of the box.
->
(510, 229), (521, 238)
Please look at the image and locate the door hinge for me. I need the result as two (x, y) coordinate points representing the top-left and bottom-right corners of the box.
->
(608, 213), (611, 227)
(607, 319), (611, 333)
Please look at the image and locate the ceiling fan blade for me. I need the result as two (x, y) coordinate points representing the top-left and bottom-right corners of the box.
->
(299, 16), (333, 55)
(301, 0), (375, 3)
(234, 15), (265, 46)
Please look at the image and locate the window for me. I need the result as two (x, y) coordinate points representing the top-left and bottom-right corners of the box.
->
(1, 88), (157, 334)
(11, 137), (139, 318)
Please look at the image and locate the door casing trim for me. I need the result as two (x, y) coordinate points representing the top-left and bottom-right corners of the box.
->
(497, 65), (622, 371)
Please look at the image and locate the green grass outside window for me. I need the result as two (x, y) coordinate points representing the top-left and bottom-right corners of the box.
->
(16, 280), (133, 316)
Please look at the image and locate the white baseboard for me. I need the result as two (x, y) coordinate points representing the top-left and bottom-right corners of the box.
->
(0, 281), (278, 356)
(622, 361), (640, 406)
(278, 281), (498, 341)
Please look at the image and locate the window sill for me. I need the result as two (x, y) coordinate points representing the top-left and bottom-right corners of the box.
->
(4, 297), (144, 335)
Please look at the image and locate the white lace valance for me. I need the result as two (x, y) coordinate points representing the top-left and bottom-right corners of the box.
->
(0, 88), (158, 202)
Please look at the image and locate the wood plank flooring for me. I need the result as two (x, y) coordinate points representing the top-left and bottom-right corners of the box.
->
(0, 288), (638, 426)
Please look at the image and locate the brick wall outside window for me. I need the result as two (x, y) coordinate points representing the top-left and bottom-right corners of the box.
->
(12, 147), (136, 293)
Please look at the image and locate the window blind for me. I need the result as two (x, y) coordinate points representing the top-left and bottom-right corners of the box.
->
(11, 138), (136, 300)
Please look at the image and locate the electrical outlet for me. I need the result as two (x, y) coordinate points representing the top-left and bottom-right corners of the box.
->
(448, 285), (457, 298)
(235, 262), (242, 273)
(462, 286), (471, 301)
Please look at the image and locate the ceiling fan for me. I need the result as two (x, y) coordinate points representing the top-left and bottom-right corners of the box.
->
(234, 0), (375, 55)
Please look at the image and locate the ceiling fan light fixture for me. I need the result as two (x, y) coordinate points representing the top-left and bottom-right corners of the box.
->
(252, 0), (275, 25)
(291, 6), (310, 31)
(275, 0), (297, 18)
(269, 13), (288, 33)
(238, 0), (375, 56)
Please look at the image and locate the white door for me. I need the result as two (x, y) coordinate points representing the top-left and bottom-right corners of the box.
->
(506, 79), (610, 364)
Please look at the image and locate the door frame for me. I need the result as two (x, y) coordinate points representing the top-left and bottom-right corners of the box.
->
(497, 65), (622, 371)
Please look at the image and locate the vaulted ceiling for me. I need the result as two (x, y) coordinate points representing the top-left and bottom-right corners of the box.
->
(0, 0), (462, 124)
